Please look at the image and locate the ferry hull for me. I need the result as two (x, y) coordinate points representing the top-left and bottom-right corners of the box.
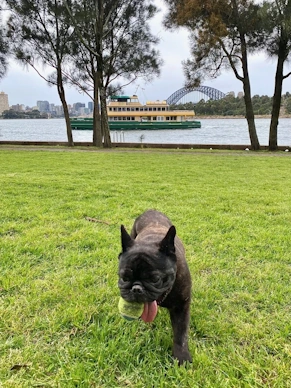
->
(70, 119), (201, 130)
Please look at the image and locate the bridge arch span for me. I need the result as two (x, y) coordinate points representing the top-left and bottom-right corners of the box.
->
(166, 86), (226, 105)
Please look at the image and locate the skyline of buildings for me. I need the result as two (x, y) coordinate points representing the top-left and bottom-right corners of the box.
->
(0, 91), (94, 117)
(0, 90), (246, 117)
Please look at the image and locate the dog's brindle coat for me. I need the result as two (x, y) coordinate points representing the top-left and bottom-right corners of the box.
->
(118, 210), (192, 364)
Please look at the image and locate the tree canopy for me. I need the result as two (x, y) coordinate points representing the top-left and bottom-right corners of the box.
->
(65, 0), (161, 147)
(5, 0), (161, 147)
(6, 0), (75, 146)
(0, 14), (9, 80)
(164, 0), (269, 150)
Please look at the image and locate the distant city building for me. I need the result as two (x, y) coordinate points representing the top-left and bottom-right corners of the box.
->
(55, 105), (64, 116)
(237, 91), (244, 99)
(73, 102), (85, 111)
(11, 104), (25, 111)
(0, 91), (9, 114)
(227, 91), (235, 97)
(4, 97), (92, 118)
(37, 100), (50, 112)
(88, 101), (93, 112)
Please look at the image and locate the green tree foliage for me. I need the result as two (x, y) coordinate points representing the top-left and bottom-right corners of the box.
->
(285, 97), (291, 114)
(170, 94), (291, 116)
(172, 93), (291, 116)
(164, 0), (265, 150)
(6, 0), (75, 146)
(2, 109), (48, 119)
(0, 16), (8, 79)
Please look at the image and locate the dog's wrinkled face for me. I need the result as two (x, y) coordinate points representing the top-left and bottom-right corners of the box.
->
(118, 226), (177, 303)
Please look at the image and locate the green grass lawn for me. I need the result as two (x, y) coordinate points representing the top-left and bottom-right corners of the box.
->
(0, 147), (291, 387)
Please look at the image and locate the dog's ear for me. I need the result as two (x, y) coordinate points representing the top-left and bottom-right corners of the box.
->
(121, 225), (134, 252)
(159, 225), (176, 255)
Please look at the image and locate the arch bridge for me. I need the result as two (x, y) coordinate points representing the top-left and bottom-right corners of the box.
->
(166, 86), (226, 105)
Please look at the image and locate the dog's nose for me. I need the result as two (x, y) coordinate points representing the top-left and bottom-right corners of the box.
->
(132, 285), (143, 294)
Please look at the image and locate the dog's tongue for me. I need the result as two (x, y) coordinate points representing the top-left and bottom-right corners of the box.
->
(141, 301), (158, 323)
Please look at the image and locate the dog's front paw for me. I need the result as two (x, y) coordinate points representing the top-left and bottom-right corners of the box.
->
(173, 344), (192, 365)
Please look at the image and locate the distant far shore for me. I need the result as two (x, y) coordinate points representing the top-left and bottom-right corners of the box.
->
(1, 114), (291, 120)
(195, 114), (291, 119)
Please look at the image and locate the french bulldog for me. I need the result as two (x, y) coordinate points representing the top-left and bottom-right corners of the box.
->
(118, 209), (192, 365)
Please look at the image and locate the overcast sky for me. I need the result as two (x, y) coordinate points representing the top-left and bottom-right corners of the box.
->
(1, 1), (291, 107)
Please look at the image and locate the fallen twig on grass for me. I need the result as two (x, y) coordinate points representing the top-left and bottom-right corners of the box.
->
(85, 216), (111, 225)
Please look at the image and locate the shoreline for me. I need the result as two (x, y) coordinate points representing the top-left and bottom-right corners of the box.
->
(0, 141), (290, 152)
(1, 115), (291, 120)
(195, 115), (291, 119)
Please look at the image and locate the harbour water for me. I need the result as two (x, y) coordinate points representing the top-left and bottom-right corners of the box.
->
(0, 117), (290, 146)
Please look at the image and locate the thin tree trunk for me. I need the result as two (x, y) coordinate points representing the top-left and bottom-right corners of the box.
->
(97, 52), (111, 148)
(269, 48), (285, 151)
(93, 71), (102, 147)
(240, 34), (260, 151)
(100, 84), (111, 147)
(243, 81), (260, 150)
(57, 67), (73, 146)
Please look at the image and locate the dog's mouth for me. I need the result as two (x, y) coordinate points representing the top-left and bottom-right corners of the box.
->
(141, 301), (158, 322)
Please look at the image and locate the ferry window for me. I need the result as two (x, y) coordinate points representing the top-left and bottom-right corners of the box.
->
(123, 117), (127, 120)
(131, 117), (135, 120)
(131, 108), (135, 111)
(153, 108), (156, 111)
(149, 108), (152, 111)
(140, 108), (143, 111)
(136, 108), (139, 111)
(162, 108), (165, 111)
(127, 108), (130, 111)
(113, 108), (117, 111)
(158, 108), (161, 111)
(122, 108), (126, 111)
(118, 108), (122, 111)
(144, 108), (148, 111)
(153, 117), (157, 121)
(109, 108), (112, 111)
(166, 116), (169, 121)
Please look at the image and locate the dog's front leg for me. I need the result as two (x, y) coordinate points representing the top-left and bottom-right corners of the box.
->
(169, 304), (192, 365)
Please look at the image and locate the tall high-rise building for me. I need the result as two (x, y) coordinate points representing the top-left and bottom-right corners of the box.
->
(0, 92), (9, 114)
(37, 100), (50, 112)
(88, 101), (93, 112)
(73, 102), (85, 111)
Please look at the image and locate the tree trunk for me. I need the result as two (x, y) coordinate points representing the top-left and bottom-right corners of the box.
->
(243, 81), (260, 150)
(240, 34), (260, 151)
(57, 67), (74, 146)
(97, 51), (111, 148)
(269, 46), (285, 151)
(100, 84), (111, 148)
(92, 71), (102, 147)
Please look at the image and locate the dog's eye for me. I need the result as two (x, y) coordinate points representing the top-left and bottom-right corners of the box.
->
(151, 275), (161, 283)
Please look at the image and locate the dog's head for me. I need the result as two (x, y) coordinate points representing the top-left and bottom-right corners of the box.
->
(118, 225), (177, 303)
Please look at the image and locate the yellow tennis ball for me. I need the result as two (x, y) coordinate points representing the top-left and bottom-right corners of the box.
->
(118, 297), (143, 320)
